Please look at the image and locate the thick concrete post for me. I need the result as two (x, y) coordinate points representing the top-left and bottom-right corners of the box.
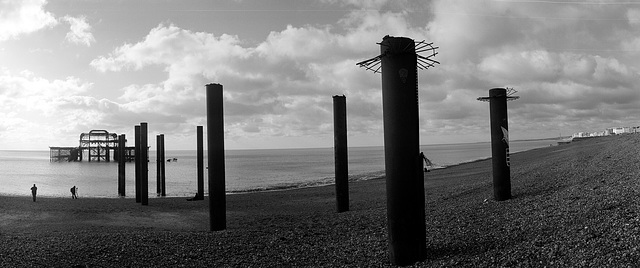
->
(140, 122), (149, 206)
(207, 83), (226, 231)
(160, 134), (166, 197)
(380, 36), (426, 265)
(333, 95), (349, 213)
(489, 88), (511, 201)
(135, 125), (141, 203)
(118, 134), (126, 197)
(197, 126), (204, 199)
(157, 135), (162, 196)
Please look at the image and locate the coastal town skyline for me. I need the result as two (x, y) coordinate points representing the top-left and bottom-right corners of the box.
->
(1, 0), (640, 150)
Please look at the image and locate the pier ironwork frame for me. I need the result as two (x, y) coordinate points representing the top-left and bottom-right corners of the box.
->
(49, 129), (135, 162)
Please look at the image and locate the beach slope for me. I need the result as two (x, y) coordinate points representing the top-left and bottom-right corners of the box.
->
(1, 134), (639, 267)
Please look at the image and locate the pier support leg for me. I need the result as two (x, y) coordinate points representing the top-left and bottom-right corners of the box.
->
(135, 125), (141, 203)
(141, 122), (149, 206)
(118, 134), (126, 197)
(197, 126), (204, 199)
(489, 88), (511, 201)
(333, 95), (349, 213)
(160, 134), (166, 197)
(380, 36), (426, 266)
(206, 83), (226, 231)
(157, 135), (161, 196)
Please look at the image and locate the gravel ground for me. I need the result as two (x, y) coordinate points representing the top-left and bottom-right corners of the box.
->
(1, 134), (639, 267)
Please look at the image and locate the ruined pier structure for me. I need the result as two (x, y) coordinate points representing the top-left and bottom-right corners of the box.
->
(49, 130), (135, 162)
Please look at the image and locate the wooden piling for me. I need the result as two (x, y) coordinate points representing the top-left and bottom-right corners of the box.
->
(140, 122), (149, 206)
(197, 126), (204, 199)
(135, 125), (141, 203)
(206, 83), (226, 231)
(380, 36), (426, 265)
(160, 134), (166, 197)
(118, 134), (126, 197)
(333, 95), (349, 213)
(489, 88), (512, 201)
(157, 135), (162, 196)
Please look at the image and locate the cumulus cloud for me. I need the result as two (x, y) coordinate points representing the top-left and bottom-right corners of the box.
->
(89, 14), (413, 145)
(80, 0), (640, 148)
(0, 0), (58, 41)
(0, 70), (118, 148)
(61, 15), (95, 47)
(424, 0), (640, 137)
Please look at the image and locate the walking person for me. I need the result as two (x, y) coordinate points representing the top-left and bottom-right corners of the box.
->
(30, 184), (37, 202)
(70, 186), (77, 199)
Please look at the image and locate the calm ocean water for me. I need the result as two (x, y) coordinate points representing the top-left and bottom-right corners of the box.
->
(0, 139), (557, 198)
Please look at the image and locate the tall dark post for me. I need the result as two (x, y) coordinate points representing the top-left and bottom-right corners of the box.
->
(206, 83), (226, 231)
(380, 36), (426, 265)
(118, 134), (126, 197)
(333, 95), (349, 213)
(160, 134), (166, 197)
(135, 125), (141, 203)
(361, 35), (438, 266)
(197, 126), (204, 199)
(157, 135), (162, 196)
(140, 122), (149, 206)
(489, 88), (511, 201)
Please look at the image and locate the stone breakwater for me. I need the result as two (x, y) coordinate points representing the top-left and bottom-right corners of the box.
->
(0, 134), (639, 267)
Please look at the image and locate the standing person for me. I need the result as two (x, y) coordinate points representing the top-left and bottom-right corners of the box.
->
(70, 186), (77, 199)
(30, 184), (37, 202)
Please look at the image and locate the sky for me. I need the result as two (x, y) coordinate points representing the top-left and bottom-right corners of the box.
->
(1, 0), (639, 150)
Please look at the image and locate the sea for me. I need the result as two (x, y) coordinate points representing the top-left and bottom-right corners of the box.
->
(0, 139), (558, 198)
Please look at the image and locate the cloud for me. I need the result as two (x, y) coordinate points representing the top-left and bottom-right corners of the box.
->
(61, 15), (96, 47)
(0, 0), (58, 41)
(0, 70), (116, 148)
(89, 16), (416, 144)
(423, 0), (640, 137)
(82, 1), (640, 149)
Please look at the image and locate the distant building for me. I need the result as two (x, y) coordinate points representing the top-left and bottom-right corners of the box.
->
(605, 128), (614, 136)
(613, 127), (626, 135)
(572, 125), (639, 139)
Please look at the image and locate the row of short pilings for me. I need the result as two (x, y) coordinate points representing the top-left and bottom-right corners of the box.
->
(119, 123), (167, 204)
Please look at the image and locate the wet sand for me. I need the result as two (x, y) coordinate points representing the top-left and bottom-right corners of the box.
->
(1, 134), (639, 267)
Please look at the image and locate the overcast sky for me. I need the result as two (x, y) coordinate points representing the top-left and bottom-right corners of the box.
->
(1, 0), (639, 150)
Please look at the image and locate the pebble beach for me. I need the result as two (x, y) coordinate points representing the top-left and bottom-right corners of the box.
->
(1, 134), (640, 267)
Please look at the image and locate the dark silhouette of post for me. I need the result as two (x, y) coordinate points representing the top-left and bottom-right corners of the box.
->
(333, 95), (349, 213)
(489, 88), (511, 201)
(380, 36), (425, 265)
(197, 126), (204, 199)
(135, 125), (141, 203)
(160, 134), (166, 197)
(477, 88), (518, 201)
(118, 134), (126, 196)
(356, 35), (438, 266)
(140, 122), (149, 205)
(207, 83), (226, 231)
(157, 135), (162, 196)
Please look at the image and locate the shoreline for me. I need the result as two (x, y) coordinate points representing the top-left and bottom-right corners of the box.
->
(3, 140), (553, 199)
(2, 134), (639, 266)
